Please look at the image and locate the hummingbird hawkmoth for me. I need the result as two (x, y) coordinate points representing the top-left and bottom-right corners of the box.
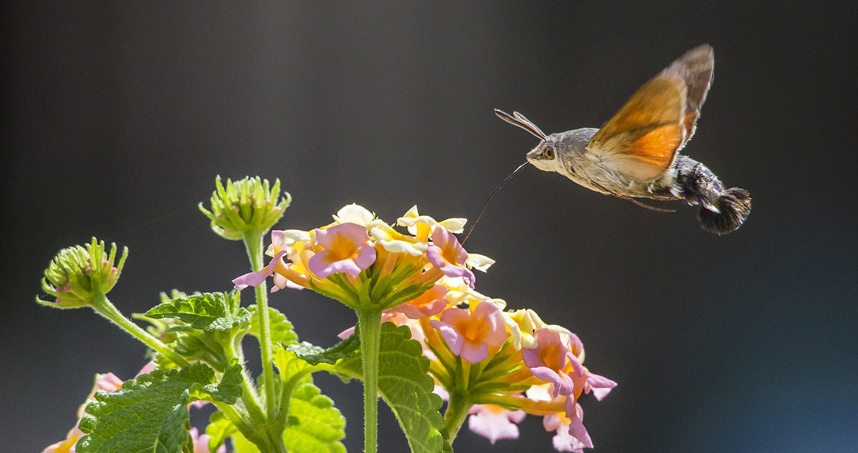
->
(495, 44), (751, 235)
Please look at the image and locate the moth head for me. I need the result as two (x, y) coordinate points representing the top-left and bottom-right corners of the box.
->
(525, 140), (561, 172)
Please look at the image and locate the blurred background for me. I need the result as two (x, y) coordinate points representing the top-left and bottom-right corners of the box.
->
(3, 2), (856, 452)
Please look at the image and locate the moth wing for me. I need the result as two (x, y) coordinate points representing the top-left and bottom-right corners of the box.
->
(587, 73), (688, 180)
(661, 44), (714, 148)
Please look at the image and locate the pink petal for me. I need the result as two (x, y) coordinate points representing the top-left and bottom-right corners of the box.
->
(473, 302), (506, 347)
(460, 340), (489, 363)
(427, 244), (476, 287)
(433, 384), (450, 401)
(439, 306), (471, 324)
(390, 285), (448, 319)
(431, 227), (468, 264)
(352, 244), (377, 270)
(314, 223), (369, 249)
(271, 230), (285, 248)
(567, 415), (593, 449)
(521, 347), (541, 368)
(392, 299), (444, 319)
(95, 373), (123, 392)
(338, 325), (356, 339)
(552, 424), (587, 453)
(232, 250), (286, 290)
(543, 414), (562, 431)
(468, 406), (522, 444)
(508, 410), (527, 424)
(430, 320), (464, 355)
(586, 373), (617, 401)
(308, 251), (362, 278)
(134, 361), (156, 378)
(233, 268), (270, 290)
(567, 354), (584, 377)
(529, 367), (575, 397)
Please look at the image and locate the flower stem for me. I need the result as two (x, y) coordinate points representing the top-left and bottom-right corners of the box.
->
(243, 232), (277, 418)
(443, 392), (471, 444)
(223, 334), (267, 424)
(357, 307), (382, 453)
(90, 294), (190, 368)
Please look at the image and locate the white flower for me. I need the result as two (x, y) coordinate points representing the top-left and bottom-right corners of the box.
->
(466, 253), (495, 272)
(333, 203), (374, 226)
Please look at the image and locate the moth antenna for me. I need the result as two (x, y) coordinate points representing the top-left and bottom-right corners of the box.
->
(494, 109), (546, 140)
(512, 111), (547, 139)
(462, 161), (530, 245)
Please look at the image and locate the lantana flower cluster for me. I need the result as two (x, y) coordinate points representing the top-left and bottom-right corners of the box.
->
(233, 204), (491, 310)
(235, 204), (616, 451)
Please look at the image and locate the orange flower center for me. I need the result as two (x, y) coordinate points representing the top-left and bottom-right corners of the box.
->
(328, 234), (359, 261)
(441, 243), (459, 265)
(539, 342), (565, 371)
(455, 317), (487, 343)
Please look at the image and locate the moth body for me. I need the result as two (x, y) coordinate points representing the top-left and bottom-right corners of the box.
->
(497, 44), (751, 234)
(528, 128), (677, 199)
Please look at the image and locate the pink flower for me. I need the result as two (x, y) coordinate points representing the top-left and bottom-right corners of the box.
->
(388, 284), (448, 319)
(426, 227), (475, 288)
(232, 230), (289, 290)
(584, 372), (617, 401)
(134, 361), (156, 378)
(522, 329), (581, 397)
(429, 301), (507, 363)
(564, 402), (594, 450)
(543, 413), (589, 452)
(468, 404), (526, 444)
(308, 223), (376, 278)
(94, 372), (123, 393)
(190, 427), (226, 453)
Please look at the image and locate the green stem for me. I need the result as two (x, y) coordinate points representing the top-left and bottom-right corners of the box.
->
(90, 294), (190, 368)
(443, 393), (471, 444)
(243, 232), (277, 417)
(213, 402), (287, 453)
(357, 308), (383, 453)
(223, 335), (267, 424)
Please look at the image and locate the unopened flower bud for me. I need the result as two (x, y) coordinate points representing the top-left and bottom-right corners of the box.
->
(37, 238), (128, 309)
(199, 176), (291, 240)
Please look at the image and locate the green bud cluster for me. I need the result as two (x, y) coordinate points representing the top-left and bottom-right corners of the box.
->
(38, 238), (128, 309)
(199, 176), (291, 240)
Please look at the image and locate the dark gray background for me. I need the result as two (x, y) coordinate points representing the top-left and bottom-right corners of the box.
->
(3, 2), (856, 452)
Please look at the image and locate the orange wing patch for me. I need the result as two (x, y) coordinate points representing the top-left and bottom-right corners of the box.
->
(613, 123), (685, 180)
(631, 123), (684, 168)
(587, 74), (687, 180)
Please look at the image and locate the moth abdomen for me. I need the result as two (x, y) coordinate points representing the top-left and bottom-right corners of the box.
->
(674, 155), (751, 235)
(696, 187), (751, 235)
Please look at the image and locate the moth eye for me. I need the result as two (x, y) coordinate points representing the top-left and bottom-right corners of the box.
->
(543, 147), (555, 159)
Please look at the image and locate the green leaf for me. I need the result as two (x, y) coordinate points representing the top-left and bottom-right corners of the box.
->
(205, 411), (237, 453)
(230, 431), (260, 453)
(284, 376), (347, 453)
(273, 346), (347, 453)
(292, 323), (448, 453)
(194, 359), (243, 404)
(77, 363), (239, 453)
(141, 293), (250, 371)
(145, 293), (250, 332)
(289, 334), (360, 367)
(247, 304), (299, 345)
